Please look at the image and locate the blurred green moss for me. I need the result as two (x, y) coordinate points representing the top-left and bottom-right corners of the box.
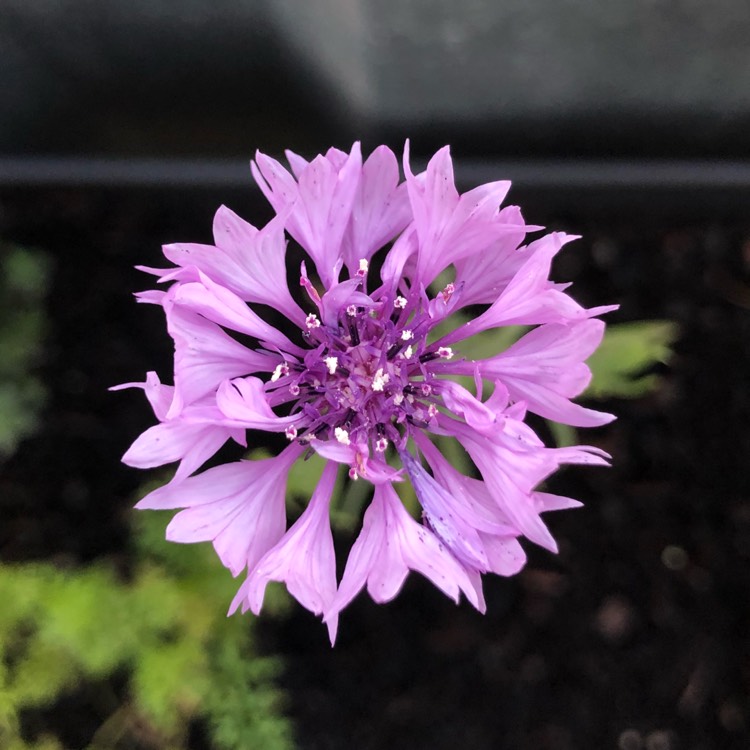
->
(0, 508), (294, 750)
(0, 244), (51, 457)
(584, 319), (678, 399)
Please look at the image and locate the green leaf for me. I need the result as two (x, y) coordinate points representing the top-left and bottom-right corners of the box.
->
(0, 244), (52, 457)
(203, 637), (293, 750)
(454, 324), (528, 361)
(286, 450), (326, 502)
(0, 488), (294, 749)
(585, 320), (678, 399)
(132, 640), (210, 734)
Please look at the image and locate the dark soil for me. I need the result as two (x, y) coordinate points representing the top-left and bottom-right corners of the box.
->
(1, 180), (749, 750)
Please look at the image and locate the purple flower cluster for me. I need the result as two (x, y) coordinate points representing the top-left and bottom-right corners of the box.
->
(116, 143), (615, 643)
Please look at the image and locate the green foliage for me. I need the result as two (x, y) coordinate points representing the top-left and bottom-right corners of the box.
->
(0, 244), (51, 457)
(585, 320), (678, 399)
(0, 511), (294, 750)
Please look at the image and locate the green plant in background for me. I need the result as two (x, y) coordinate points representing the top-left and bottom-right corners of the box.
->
(553, 319), (678, 448)
(584, 320), (678, 399)
(0, 504), (293, 750)
(0, 246), (291, 747)
(0, 244), (51, 458)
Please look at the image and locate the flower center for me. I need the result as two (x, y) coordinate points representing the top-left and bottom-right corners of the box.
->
(267, 291), (451, 453)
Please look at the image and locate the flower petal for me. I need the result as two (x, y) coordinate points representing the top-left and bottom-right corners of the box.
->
(140, 445), (302, 576)
(216, 377), (302, 432)
(253, 144), (362, 287)
(230, 461), (339, 639)
(476, 320), (616, 426)
(159, 208), (305, 326)
(172, 272), (304, 356)
(166, 304), (277, 418)
(325, 483), (482, 640)
(341, 145), (411, 275)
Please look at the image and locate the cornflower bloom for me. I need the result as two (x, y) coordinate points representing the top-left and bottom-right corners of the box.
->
(115, 142), (615, 643)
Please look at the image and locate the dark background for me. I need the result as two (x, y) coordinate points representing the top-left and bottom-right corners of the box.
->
(1, 2), (749, 748)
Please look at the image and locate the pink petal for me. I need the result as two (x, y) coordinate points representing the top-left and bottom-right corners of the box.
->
(110, 370), (173, 421)
(453, 212), (549, 307)
(401, 450), (489, 570)
(447, 420), (559, 553)
(231, 461), (338, 631)
(480, 534), (527, 576)
(475, 320), (615, 426)
(160, 209), (305, 327)
(341, 145), (411, 274)
(325, 483), (482, 640)
(166, 304), (276, 418)
(403, 141), (518, 286)
(310, 439), (402, 484)
(216, 377), (302, 432)
(172, 273), (303, 356)
(413, 431), (517, 536)
(253, 144), (363, 287)
(141, 446), (303, 576)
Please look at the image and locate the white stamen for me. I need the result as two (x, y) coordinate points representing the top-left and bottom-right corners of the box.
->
(393, 393), (404, 406)
(285, 425), (298, 440)
(401, 329), (414, 341)
(420, 383), (432, 396)
(357, 258), (369, 277)
(375, 437), (388, 453)
(289, 383), (300, 396)
(346, 304), (357, 316)
(348, 468), (359, 481)
(371, 368), (390, 392)
(441, 282), (455, 302)
(400, 345), (413, 359)
(428, 404), (438, 418)
(270, 362), (289, 382)
(394, 296), (407, 309)
(305, 313), (321, 329)
(324, 356), (338, 375)
(334, 427), (350, 445)
(437, 346), (454, 359)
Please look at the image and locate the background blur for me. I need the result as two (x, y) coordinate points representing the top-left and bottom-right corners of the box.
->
(1, 2), (749, 749)
(3, 0), (750, 159)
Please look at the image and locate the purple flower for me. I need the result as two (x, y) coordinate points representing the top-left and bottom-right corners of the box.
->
(117, 142), (615, 643)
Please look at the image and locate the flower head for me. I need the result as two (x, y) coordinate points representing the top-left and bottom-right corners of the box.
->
(117, 142), (615, 643)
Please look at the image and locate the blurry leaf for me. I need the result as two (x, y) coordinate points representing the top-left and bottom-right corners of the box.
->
(287, 450), (326, 501)
(0, 244), (52, 457)
(546, 420), (578, 448)
(0, 499), (294, 750)
(132, 640), (210, 734)
(203, 636), (293, 750)
(39, 566), (131, 678)
(455, 325), (527, 361)
(333, 475), (370, 533)
(0, 380), (47, 456)
(585, 320), (678, 399)
(2, 245), (52, 297)
(8, 639), (76, 709)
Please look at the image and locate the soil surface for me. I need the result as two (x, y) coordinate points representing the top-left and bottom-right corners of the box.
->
(1, 182), (749, 750)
